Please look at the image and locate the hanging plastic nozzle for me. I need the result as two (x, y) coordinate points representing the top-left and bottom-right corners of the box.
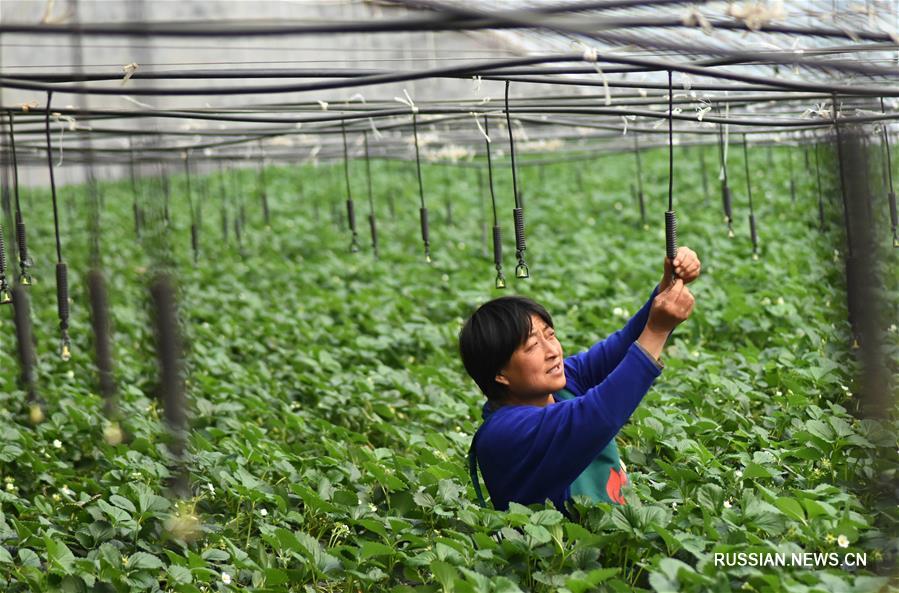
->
(420, 206), (431, 263)
(57, 262), (72, 361)
(493, 224), (506, 289)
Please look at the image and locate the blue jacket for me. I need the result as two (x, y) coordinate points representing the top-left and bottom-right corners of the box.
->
(469, 285), (663, 514)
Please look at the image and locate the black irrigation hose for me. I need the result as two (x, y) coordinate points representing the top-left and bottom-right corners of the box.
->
(742, 133), (759, 259)
(832, 94), (853, 257)
(484, 116), (505, 289)
(184, 152), (199, 263)
(7, 111), (32, 285)
(633, 132), (646, 225)
(0, 221), (10, 304)
(665, 70), (678, 267)
(506, 81), (528, 279)
(258, 140), (271, 227)
(363, 132), (378, 258)
(716, 105), (734, 237)
(341, 120), (359, 253)
(44, 91), (72, 360)
(0, 5), (894, 47)
(12, 285), (42, 424)
(411, 112), (430, 263)
(815, 142), (826, 231)
(5, 50), (899, 97)
(880, 98), (899, 247)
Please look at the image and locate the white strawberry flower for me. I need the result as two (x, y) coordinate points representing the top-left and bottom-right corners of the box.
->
(723, 499), (732, 509)
(53, 439), (62, 449)
(259, 508), (268, 517)
(837, 534), (849, 548)
(221, 572), (232, 585)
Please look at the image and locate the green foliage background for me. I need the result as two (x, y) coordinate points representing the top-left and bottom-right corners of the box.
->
(0, 141), (897, 592)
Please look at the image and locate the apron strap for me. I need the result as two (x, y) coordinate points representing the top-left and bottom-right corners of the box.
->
(468, 430), (487, 508)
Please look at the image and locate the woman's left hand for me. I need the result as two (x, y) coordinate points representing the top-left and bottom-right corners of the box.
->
(660, 246), (701, 292)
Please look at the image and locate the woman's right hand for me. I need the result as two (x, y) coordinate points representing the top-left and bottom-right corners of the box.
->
(646, 278), (695, 335)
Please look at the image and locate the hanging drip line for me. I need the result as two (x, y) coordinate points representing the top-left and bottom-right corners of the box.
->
(129, 135), (142, 239)
(814, 142), (826, 231)
(879, 97), (898, 247)
(505, 80), (528, 279)
(742, 133), (759, 259)
(831, 92), (853, 257)
(787, 141), (796, 204)
(698, 139), (709, 206)
(363, 131), (378, 257)
(7, 111), (32, 285)
(217, 159), (229, 243)
(412, 112), (431, 263)
(184, 151), (199, 263)
(664, 70), (678, 272)
(633, 131), (646, 226)
(44, 91), (71, 361)
(716, 103), (734, 238)
(0, 211), (8, 306)
(341, 119), (360, 253)
(257, 139), (271, 227)
(484, 115), (505, 289)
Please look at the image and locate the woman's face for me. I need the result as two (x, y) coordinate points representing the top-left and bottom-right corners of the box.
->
(495, 314), (566, 400)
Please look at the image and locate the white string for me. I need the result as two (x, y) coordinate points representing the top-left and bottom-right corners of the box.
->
(121, 62), (139, 85)
(394, 88), (418, 113)
(472, 112), (490, 142)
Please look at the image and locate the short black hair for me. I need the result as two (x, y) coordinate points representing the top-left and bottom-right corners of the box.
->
(458, 295), (554, 402)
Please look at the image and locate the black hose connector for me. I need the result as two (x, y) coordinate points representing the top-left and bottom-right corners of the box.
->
(190, 223), (199, 263)
(492, 224), (506, 289)
(15, 212), (32, 285)
(220, 207), (228, 242)
(368, 213), (379, 258)
(12, 285), (40, 420)
(0, 226), (10, 305)
(513, 207), (529, 278)
(749, 214), (759, 258)
(56, 263), (69, 328)
(665, 210), (678, 263)
(420, 206), (431, 262)
(261, 191), (270, 227)
(133, 201), (141, 238)
(818, 197), (826, 231)
(347, 199), (359, 253)
(56, 262), (71, 360)
(513, 207), (526, 253)
(87, 269), (116, 407)
(0, 224), (7, 276)
(889, 191), (898, 247)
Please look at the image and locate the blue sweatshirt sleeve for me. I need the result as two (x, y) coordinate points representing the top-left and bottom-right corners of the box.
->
(563, 284), (660, 395)
(477, 342), (662, 509)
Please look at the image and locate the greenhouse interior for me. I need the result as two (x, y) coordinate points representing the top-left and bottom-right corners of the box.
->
(0, 1), (897, 592)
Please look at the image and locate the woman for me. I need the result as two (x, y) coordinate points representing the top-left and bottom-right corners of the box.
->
(459, 248), (701, 516)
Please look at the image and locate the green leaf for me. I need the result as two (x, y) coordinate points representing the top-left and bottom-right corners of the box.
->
(109, 495), (137, 514)
(127, 552), (164, 571)
(431, 561), (457, 593)
(167, 565), (193, 585)
(359, 540), (394, 559)
(742, 462), (775, 480)
(46, 538), (77, 575)
(529, 509), (563, 526)
(0, 546), (12, 564)
(774, 497), (806, 522)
